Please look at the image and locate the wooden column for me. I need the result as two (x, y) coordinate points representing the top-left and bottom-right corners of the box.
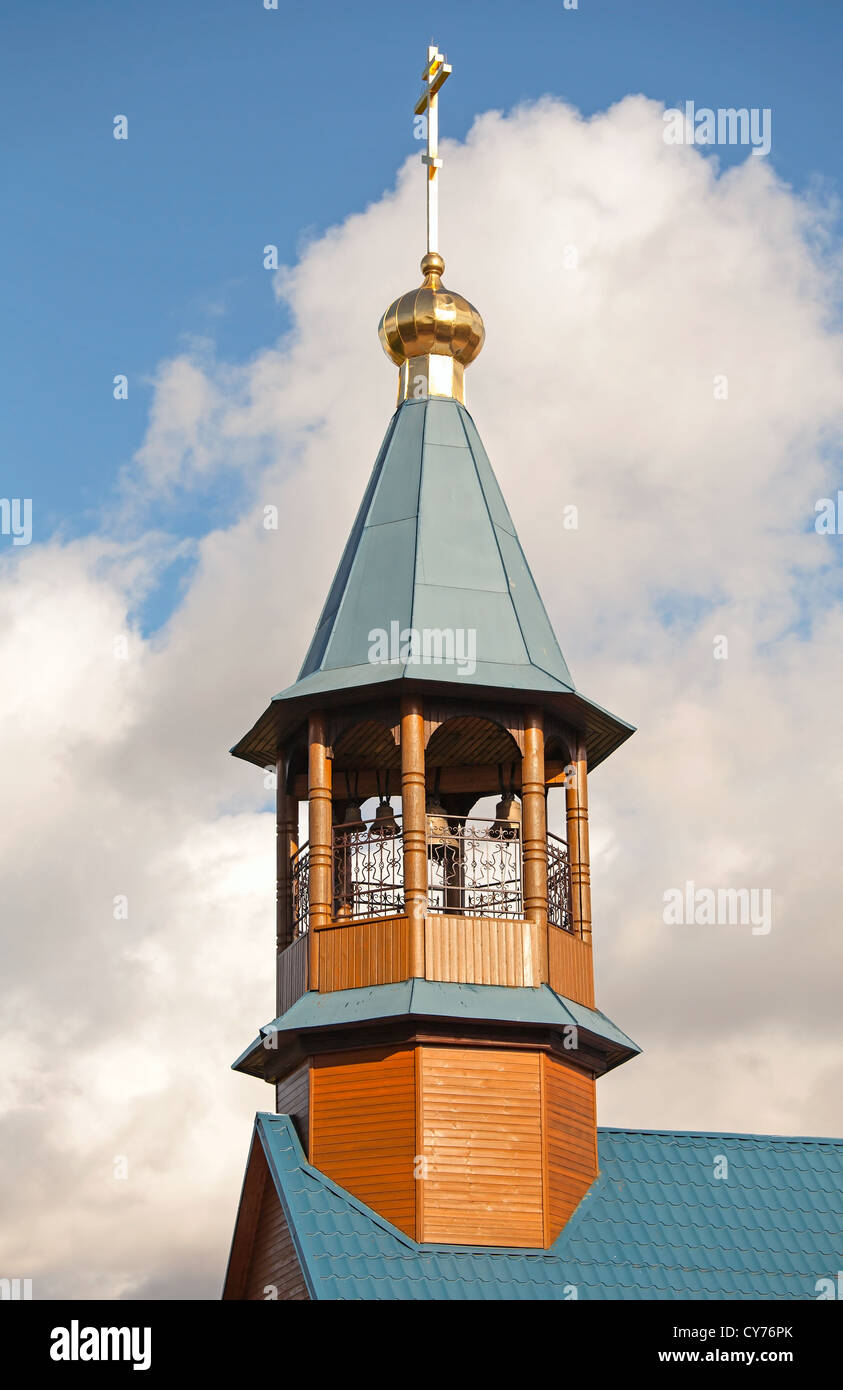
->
(307, 711), (333, 990)
(401, 695), (427, 978)
(522, 707), (548, 980)
(275, 757), (298, 1013)
(565, 736), (592, 946)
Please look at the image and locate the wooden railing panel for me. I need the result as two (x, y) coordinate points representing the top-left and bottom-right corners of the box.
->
(547, 925), (594, 1007)
(277, 933), (309, 1016)
(424, 915), (540, 987)
(317, 915), (410, 992)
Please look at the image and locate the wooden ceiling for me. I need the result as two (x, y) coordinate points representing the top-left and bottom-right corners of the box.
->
(426, 716), (521, 769)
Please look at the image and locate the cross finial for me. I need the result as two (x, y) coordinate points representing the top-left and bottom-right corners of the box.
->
(414, 44), (452, 256)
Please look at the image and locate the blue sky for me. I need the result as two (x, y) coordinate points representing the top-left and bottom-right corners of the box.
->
(2, 0), (841, 572)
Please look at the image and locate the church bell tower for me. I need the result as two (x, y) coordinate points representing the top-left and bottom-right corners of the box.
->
(225, 46), (638, 1286)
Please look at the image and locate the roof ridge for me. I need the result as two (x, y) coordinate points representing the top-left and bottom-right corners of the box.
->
(457, 404), (533, 671)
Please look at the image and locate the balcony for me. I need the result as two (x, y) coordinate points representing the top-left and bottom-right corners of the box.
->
(290, 813), (572, 933)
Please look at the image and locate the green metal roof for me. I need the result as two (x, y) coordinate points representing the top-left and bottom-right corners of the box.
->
(296, 398), (574, 692)
(231, 980), (640, 1078)
(247, 1113), (843, 1300)
(231, 398), (635, 769)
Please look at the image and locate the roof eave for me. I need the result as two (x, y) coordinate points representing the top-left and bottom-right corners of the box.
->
(231, 676), (635, 773)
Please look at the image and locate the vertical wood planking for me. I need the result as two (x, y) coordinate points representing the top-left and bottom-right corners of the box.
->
(419, 1046), (544, 1247)
(547, 925), (595, 1007)
(317, 916), (410, 991)
(423, 915), (540, 986)
(276, 934), (309, 1014)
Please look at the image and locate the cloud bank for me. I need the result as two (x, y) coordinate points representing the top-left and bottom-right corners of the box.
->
(2, 95), (842, 1297)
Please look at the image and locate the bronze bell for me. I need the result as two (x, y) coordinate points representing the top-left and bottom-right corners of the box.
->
(490, 793), (521, 840)
(426, 795), (458, 860)
(342, 800), (364, 831)
(369, 798), (398, 838)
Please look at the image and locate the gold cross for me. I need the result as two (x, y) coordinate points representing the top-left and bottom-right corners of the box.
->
(414, 44), (452, 255)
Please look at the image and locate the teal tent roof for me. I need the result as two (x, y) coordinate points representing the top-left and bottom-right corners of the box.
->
(243, 1113), (843, 1300)
(295, 398), (574, 696)
(231, 981), (639, 1079)
(232, 398), (634, 769)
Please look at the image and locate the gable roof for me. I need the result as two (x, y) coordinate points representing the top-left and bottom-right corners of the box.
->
(231, 398), (635, 771)
(245, 1113), (843, 1300)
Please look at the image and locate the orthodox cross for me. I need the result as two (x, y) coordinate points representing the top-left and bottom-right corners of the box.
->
(414, 44), (452, 256)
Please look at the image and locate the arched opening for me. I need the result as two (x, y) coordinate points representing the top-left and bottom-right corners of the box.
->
(425, 715), (524, 918)
(329, 717), (404, 922)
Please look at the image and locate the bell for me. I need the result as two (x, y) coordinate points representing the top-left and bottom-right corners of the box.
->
(341, 800), (364, 830)
(490, 793), (521, 840)
(426, 795), (458, 859)
(369, 798), (398, 838)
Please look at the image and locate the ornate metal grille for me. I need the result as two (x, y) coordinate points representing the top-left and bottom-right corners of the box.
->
(332, 816), (405, 921)
(291, 843), (310, 937)
(547, 830), (573, 933)
(426, 815), (523, 919)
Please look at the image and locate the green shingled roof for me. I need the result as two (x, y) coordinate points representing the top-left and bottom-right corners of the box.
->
(231, 398), (635, 769)
(246, 1113), (843, 1300)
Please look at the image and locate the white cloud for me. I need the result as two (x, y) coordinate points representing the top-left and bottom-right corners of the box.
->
(2, 94), (842, 1297)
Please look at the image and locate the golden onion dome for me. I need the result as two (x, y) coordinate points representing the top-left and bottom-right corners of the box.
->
(378, 253), (485, 405)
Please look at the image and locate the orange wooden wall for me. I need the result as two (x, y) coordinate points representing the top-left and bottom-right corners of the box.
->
(310, 1045), (417, 1238)
(542, 1052), (598, 1244)
(311, 914), (547, 997)
(418, 1046), (545, 1248)
(306, 1042), (598, 1250)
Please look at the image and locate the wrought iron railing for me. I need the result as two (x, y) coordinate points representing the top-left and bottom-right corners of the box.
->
(426, 815), (523, 919)
(291, 842), (310, 936)
(547, 830), (573, 933)
(314, 813), (564, 927)
(332, 816), (405, 921)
